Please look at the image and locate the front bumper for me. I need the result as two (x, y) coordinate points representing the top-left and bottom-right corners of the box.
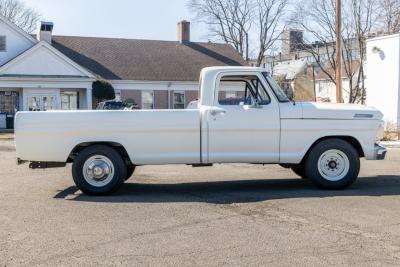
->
(373, 144), (387, 160)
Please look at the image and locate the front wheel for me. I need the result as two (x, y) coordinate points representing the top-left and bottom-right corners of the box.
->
(72, 145), (127, 195)
(305, 139), (360, 190)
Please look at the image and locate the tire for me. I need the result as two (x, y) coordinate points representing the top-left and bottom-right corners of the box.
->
(291, 165), (307, 179)
(72, 145), (127, 196)
(125, 165), (136, 181)
(304, 139), (360, 190)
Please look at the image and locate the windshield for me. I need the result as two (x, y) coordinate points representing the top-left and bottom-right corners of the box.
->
(262, 72), (290, 103)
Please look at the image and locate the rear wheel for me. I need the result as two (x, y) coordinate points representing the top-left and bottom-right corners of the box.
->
(305, 139), (360, 189)
(72, 145), (127, 195)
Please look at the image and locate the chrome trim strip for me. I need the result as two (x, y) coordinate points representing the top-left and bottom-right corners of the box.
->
(354, 114), (374, 118)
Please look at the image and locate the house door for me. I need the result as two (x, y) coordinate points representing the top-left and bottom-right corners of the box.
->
(27, 94), (58, 111)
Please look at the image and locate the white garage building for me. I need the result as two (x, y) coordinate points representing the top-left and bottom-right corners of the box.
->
(366, 33), (400, 131)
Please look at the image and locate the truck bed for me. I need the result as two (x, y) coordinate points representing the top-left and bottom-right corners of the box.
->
(15, 110), (201, 165)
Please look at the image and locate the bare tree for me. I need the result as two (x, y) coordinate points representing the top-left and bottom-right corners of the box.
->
(188, 0), (288, 65)
(379, 0), (400, 33)
(292, 0), (339, 85)
(188, 0), (252, 59)
(292, 0), (379, 103)
(256, 0), (288, 66)
(347, 0), (378, 103)
(0, 0), (40, 33)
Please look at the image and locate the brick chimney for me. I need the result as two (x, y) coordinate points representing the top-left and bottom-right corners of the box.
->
(177, 21), (190, 44)
(37, 21), (54, 44)
(281, 29), (303, 56)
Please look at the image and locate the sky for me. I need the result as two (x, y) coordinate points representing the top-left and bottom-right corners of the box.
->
(24, 0), (209, 41)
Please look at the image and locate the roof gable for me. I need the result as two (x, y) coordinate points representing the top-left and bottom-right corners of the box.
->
(0, 41), (95, 78)
(0, 15), (37, 66)
(0, 14), (37, 44)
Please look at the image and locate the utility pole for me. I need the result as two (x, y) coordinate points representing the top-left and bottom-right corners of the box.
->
(335, 0), (343, 103)
(245, 32), (249, 62)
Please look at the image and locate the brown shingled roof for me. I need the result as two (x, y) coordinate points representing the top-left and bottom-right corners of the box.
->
(51, 36), (247, 81)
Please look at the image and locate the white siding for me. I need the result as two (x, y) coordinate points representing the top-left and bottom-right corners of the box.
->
(366, 34), (400, 126)
(0, 22), (35, 66)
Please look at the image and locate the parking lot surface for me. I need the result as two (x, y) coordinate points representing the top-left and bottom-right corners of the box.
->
(1, 139), (400, 266)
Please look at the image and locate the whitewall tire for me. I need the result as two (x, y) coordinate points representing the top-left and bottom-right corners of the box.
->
(305, 139), (360, 189)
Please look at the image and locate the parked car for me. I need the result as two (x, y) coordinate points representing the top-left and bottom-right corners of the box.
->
(15, 67), (386, 195)
(124, 102), (140, 110)
(96, 101), (125, 110)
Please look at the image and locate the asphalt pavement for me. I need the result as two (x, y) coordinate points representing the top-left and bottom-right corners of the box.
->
(1, 139), (400, 266)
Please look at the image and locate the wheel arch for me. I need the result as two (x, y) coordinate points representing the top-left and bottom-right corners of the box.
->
(301, 136), (365, 164)
(68, 142), (133, 165)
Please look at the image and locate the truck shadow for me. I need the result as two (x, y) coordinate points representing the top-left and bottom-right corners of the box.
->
(54, 175), (400, 204)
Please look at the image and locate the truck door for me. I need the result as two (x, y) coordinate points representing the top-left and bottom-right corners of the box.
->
(205, 72), (280, 163)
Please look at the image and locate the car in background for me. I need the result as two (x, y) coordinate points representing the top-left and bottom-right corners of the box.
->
(124, 103), (140, 110)
(96, 101), (140, 110)
(96, 101), (125, 110)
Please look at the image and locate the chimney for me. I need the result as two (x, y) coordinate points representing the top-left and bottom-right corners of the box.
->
(38, 21), (54, 44)
(177, 20), (190, 44)
(281, 29), (303, 56)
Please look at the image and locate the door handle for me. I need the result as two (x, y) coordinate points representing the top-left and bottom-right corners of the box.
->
(210, 109), (226, 116)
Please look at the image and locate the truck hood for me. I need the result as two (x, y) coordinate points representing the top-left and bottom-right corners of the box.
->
(300, 102), (383, 120)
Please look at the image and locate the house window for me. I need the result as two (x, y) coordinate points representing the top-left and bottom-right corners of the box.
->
(61, 92), (79, 110)
(28, 96), (41, 111)
(142, 91), (154, 109)
(42, 96), (56, 111)
(173, 91), (185, 109)
(0, 36), (6, 52)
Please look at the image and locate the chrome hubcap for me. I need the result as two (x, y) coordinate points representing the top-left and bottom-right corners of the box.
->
(318, 149), (350, 182)
(83, 155), (115, 187)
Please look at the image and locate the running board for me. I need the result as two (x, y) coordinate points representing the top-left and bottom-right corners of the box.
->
(29, 162), (67, 169)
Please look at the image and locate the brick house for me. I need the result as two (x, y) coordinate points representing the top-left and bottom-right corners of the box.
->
(0, 16), (246, 129)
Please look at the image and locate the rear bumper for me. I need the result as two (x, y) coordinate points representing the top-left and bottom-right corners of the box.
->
(372, 144), (387, 160)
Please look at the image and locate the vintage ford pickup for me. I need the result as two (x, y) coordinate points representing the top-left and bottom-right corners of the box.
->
(15, 67), (387, 195)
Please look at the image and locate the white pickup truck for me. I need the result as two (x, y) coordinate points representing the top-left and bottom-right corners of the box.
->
(15, 67), (387, 195)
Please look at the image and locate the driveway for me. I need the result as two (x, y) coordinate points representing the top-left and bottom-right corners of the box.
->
(1, 139), (400, 266)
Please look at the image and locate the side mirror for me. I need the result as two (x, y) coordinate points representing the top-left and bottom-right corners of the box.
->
(240, 97), (262, 109)
(248, 102), (262, 109)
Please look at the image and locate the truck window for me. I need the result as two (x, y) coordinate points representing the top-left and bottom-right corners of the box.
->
(218, 75), (270, 106)
(262, 72), (290, 103)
